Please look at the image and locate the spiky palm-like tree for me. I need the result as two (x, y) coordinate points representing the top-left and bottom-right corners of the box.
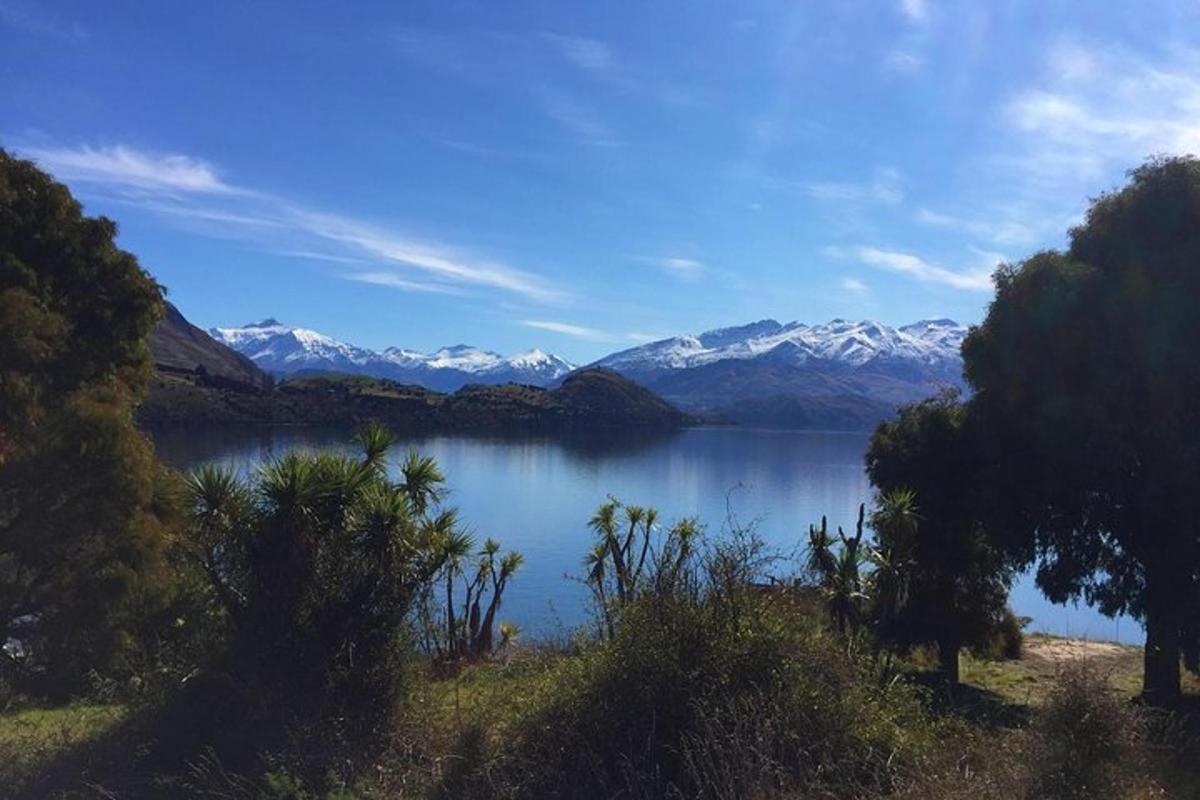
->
(401, 449), (445, 516)
(583, 540), (614, 637)
(868, 489), (920, 637)
(431, 514), (473, 659)
(354, 421), (397, 476)
(582, 497), (702, 637)
(181, 424), (477, 711)
(807, 505), (868, 637)
(474, 549), (524, 655)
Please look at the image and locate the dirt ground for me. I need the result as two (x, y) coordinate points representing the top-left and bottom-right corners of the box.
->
(1024, 635), (1133, 664)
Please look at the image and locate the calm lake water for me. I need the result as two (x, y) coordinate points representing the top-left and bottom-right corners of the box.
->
(148, 425), (1141, 645)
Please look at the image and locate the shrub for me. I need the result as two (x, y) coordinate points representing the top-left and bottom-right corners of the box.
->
(970, 607), (1027, 662)
(1025, 664), (1154, 799)
(480, 591), (939, 799)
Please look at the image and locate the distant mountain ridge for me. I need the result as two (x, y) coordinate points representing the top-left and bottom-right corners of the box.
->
(211, 319), (575, 392)
(145, 307), (687, 431)
(205, 314), (968, 430)
(589, 318), (968, 430)
(594, 318), (965, 372)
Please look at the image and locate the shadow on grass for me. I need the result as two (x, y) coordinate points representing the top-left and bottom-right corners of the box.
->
(8, 707), (164, 799)
(10, 675), (302, 799)
(909, 670), (1034, 730)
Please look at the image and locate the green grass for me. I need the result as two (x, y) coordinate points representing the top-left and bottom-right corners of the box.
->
(409, 650), (565, 744)
(961, 634), (1200, 705)
(8, 634), (1200, 798)
(0, 703), (127, 791)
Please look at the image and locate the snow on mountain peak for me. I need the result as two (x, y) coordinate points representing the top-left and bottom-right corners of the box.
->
(212, 319), (576, 387)
(593, 317), (966, 372)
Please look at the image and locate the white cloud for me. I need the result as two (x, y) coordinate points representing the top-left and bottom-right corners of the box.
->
(626, 331), (662, 343)
(803, 167), (904, 205)
(275, 250), (368, 264)
(1048, 41), (1098, 82)
(519, 319), (611, 340)
(885, 50), (925, 74)
(853, 246), (994, 291)
(346, 272), (465, 295)
(288, 208), (566, 303)
(641, 256), (705, 279)
(914, 207), (1037, 246)
(542, 34), (614, 75)
(841, 277), (870, 295)
(22, 145), (238, 194)
(898, 0), (928, 23)
(18, 142), (567, 303)
(0, 0), (88, 41)
(539, 87), (618, 147)
(1002, 42), (1200, 183)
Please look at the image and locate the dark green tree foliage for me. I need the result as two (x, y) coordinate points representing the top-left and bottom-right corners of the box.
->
(0, 149), (174, 696)
(426, 529), (524, 661)
(806, 506), (867, 637)
(582, 498), (701, 637)
(964, 156), (1200, 704)
(183, 424), (512, 714)
(866, 392), (1012, 685)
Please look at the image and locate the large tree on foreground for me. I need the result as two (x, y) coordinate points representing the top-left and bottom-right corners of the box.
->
(964, 156), (1200, 704)
(0, 149), (174, 696)
(866, 392), (1012, 686)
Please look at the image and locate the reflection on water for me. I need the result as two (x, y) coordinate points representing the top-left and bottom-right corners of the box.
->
(146, 424), (1140, 644)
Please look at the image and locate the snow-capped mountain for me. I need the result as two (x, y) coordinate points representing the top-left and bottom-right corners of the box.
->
(590, 318), (968, 430)
(210, 320), (576, 391)
(594, 318), (965, 373)
(211, 319), (379, 374)
(209, 316), (968, 429)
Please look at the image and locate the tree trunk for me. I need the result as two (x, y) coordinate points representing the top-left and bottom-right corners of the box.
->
(938, 634), (960, 687)
(1142, 607), (1181, 706)
(1141, 557), (1183, 706)
(445, 576), (457, 659)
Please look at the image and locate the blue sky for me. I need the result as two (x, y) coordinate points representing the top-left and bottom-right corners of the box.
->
(4, 1), (1200, 361)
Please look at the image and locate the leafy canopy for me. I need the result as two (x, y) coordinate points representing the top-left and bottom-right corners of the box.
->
(963, 155), (1200, 702)
(0, 149), (173, 697)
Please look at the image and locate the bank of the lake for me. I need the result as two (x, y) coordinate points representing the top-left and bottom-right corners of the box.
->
(145, 423), (1140, 644)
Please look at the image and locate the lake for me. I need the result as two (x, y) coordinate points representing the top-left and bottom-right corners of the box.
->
(147, 424), (1141, 645)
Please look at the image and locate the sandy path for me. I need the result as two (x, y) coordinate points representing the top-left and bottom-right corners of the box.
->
(1024, 636), (1131, 664)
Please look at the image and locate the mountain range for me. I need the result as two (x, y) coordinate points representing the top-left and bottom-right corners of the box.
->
(211, 316), (969, 430)
(593, 318), (968, 429)
(210, 319), (576, 392)
(143, 304), (688, 431)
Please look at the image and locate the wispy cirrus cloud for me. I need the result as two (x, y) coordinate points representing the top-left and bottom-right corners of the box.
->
(850, 246), (995, 291)
(1001, 41), (1200, 184)
(0, 0), (88, 41)
(538, 87), (619, 147)
(884, 49), (925, 74)
(18, 142), (567, 303)
(898, 0), (929, 23)
(914, 207), (1038, 246)
(519, 319), (612, 340)
(23, 144), (240, 194)
(274, 250), (368, 265)
(626, 331), (663, 343)
(347, 272), (466, 295)
(946, 39), (1200, 255)
(803, 167), (904, 205)
(542, 33), (615, 76)
(640, 256), (705, 280)
(841, 276), (870, 295)
(288, 208), (566, 302)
